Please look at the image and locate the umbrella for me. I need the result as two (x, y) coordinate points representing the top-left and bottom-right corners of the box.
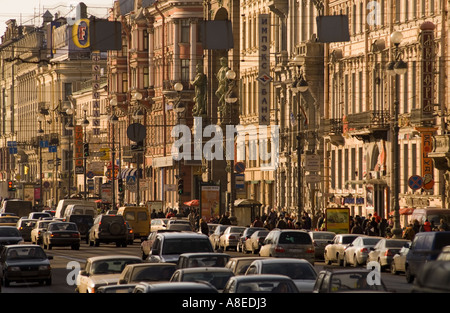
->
(184, 199), (199, 207)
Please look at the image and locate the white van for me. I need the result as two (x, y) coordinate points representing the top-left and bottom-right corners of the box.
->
(55, 199), (97, 219)
(64, 204), (98, 219)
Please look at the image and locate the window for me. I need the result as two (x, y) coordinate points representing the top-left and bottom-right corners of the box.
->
(180, 19), (190, 43)
(181, 59), (189, 82)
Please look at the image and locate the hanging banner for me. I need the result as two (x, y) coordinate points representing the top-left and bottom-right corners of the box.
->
(416, 127), (438, 190)
(258, 14), (271, 125)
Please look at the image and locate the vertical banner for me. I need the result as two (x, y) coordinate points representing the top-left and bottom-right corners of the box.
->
(420, 22), (435, 114)
(258, 14), (271, 125)
(200, 185), (220, 221)
(92, 51), (101, 135)
(74, 125), (84, 174)
(417, 128), (438, 190)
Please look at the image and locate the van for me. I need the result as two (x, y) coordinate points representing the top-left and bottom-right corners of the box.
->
(63, 204), (97, 219)
(55, 199), (96, 219)
(405, 231), (450, 283)
(410, 208), (450, 229)
(117, 206), (150, 240)
(0, 200), (34, 217)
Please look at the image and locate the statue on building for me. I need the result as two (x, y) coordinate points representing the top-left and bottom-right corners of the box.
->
(191, 63), (207, 117)
(215, 56), (230, 115)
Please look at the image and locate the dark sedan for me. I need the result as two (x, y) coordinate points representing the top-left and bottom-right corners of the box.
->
(0, 244), (52, 287)
(0, 226), (23, 248)
(42, 222), (81, 250)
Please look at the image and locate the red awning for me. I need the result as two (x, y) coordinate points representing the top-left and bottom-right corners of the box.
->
(389, 208), (414, 216)
(184, 199), (199, 207)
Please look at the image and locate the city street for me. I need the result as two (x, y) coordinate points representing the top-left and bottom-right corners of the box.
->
(1, 240), (412, 293)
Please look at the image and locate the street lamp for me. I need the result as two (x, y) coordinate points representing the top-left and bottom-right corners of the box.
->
(109, 99), (119, 210)
(81, 104), (89, 200)
(65, 115), (74, 199)
(387, 30), (407, 239)
(37, 116), (45, 207)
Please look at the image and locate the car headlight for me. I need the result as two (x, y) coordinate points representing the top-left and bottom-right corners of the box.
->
(39, 265), (51, 271)
(7, 266), (20, 272)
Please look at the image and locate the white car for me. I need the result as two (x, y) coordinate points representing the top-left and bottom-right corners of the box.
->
(244, 258), (317, 293)
(75, 255), (142, 293)
(343, 236), (383, 267)
(324, 234), (363, 266)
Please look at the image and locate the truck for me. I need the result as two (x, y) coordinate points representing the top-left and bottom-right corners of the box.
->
(0, 199), (35, 218)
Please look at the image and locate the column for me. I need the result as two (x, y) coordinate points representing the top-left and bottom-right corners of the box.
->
(173, 19), (180, 81)
(190, 18), (198, 81)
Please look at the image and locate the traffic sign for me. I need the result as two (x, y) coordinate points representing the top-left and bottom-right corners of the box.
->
(87, 171), (95, 179)
(408, 175), (423, 190)
(127, 123), (146, 142)
(235, 162), (246, 173)
(126, 175), (136, 185)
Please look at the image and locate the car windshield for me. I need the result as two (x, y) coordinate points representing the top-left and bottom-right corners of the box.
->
(49, 223), (78, 231)
(162, 238), (212, 254)
(330, 272), (387, 292)
(183, 272), (233, 289)
(342, 236), (359, 244)
(236, 280), (297, 293)
(0, 228), (20, 237)
(38, 221), (52, 229)
(279, 232), (311, 244)
(92, 259), (141, 274)
(69, 216), (93, 225)
(229, 227), (246, 233)
(0, 217), (18, 223)
(132, 265), (175, 282)
(7, 247), (47, 260)
(261, 263), (317, 280)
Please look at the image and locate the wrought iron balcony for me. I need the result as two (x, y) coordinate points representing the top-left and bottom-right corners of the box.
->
(345, 110), (390, 141)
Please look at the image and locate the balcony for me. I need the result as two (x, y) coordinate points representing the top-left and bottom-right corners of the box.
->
(322, 118), (344, 146)
(345, 110), (390, 141)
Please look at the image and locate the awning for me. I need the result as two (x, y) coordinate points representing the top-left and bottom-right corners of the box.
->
(120, 168), (143, 179)
(234, 199), (262, 207)
(389, 208), (415, 216)
(345, 179), (387, 185)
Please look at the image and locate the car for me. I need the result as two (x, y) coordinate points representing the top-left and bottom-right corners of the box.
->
(118, 263), (177, 284)
(324, 234), (363, 266)
(28, 212), (52, 220)
(405, 231), (450, 283)
(75, 255), (142, 293)
(342, 236), (383, 267)
(308, 231), (336, 260)
(225, 256), (268, 275)
(210, 225), (229, 250)
(223, 274), (299, 293)
(65, 214), (93, 244)
(146, 232), (214, 263)
(219, 226), (246, 251)
(88, 214), (128, 247)
(16, 218), (37, 242)
(411, 260), (450, 293)
(117, 206), (150, 240)
(259, 229), (315, 264)
(125, 221), (135, 245)
(170, 267), (234, 292)
(176, 252), (230, 269)
(30, 220), (53, 245)
(313, 269), (389, 293)
(245, 258), (317, 293)
(390, 245), (410, 275)
(42, 210), (56, 217)
(366, 238), (410, 271)
(0, 244), (52, 287)
(243, 229), (269, 254)
(237, 227), (266, 252)
(437, 245), (450, 261)
(0, 216), (20, 226)
(133, 281), (218, 293)
(166, 219), (193, 231)
(0, 226), (23, 248)
(150, 218), (169, 231)
(42, 222), (81, 250)
(96, 284), (137, 293)
(140, 229), (181, 260)
(0, 213), (17, 217)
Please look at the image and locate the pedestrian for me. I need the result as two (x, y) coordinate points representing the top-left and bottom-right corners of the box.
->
(412, 219), (420, 234)
(402, 223), (416, 240)
(420, 219), (432, 232)
(188, 209), (197, 231)
(276, 216), (287, 229)
(219, 212), (231, 225)
(302, 212), (312, 230)
(151, 209), (157, 219)
(439, 219), (450, 231)
(379, 218), (388, 237)
(316, 213), (325, 231)
(200, 218), (209, 236)
(365, 217), (379, 236)
(351, 222), (364, 234)
(252, 216), (264, 227)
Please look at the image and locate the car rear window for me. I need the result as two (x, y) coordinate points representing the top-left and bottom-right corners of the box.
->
(69, 215), (93, 225)
(101, 215), (124, 223)
(434, 233), (450, 250)
(162, 238), (213, 254)
(386, 240), (409, 248)
(342, 236), (359, 244)
(0, 228), (21, 237)
(279, 232), (312, 244)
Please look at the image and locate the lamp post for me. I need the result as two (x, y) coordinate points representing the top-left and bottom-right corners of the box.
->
(173, 82), (185, 210)
(65, 110), (74, 199)
(224, 69), (238, 218)
(292, 62), (309, 218)
(37, 118), (45, 207)
(81, 104), (89, 200)
(132, 91), (145, 206)
(387, 31), (407, 239)
(109, 98), (119, 210)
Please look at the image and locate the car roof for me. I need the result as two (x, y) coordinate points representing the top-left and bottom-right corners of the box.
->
(231, 274), (294, 282)
(4, 244), (43, 249)
(228, 256), (267, 262)
(125, 263), (176, 268)
(175, 267), (234, 274)
(138, 281), (217, 292)
(87, 255), (142, 262)
(251, 258), (311, 265)
(157, 232), (209, 238)
(179, 252), (229, 257)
